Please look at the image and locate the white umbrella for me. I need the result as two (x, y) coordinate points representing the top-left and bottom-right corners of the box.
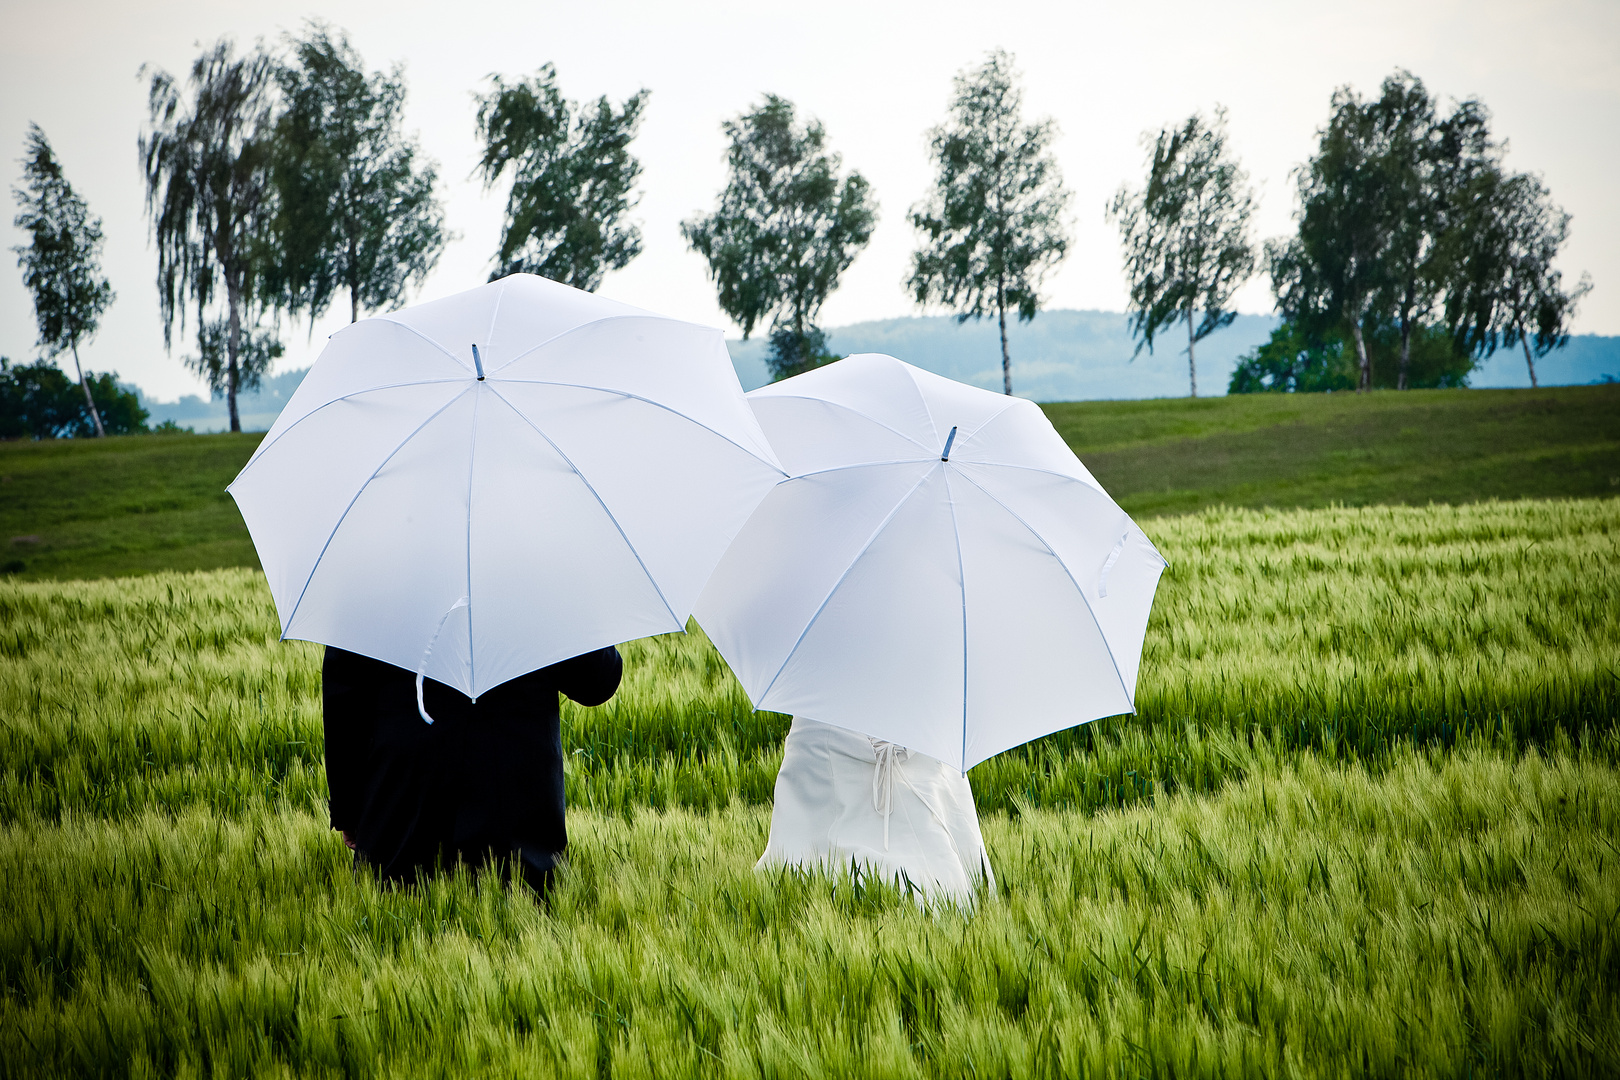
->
(229, 273), (784, 702)
(691, 353), (1166, 773)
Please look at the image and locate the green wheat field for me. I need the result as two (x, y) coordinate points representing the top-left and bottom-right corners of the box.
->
(3, 493), (1617, 1077)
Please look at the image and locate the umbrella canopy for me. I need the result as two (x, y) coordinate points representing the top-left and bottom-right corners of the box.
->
(229, 273), (784, 700)
(691, 353), (1166, 772)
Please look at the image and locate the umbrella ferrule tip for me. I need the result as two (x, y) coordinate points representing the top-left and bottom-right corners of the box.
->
(471, 343), (486, 381)
(941, 425), (958, 462)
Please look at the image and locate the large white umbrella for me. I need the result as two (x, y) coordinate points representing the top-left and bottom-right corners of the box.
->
(691, 353), (1167, 772)
(229, 273), (784, 700)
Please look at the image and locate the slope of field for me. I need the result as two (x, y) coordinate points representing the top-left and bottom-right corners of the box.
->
(1048, 383), (1620, 517)
(0, 431), (261, 582)
(3, 384), (1616, 583)
(3, 500), (1617, 1076)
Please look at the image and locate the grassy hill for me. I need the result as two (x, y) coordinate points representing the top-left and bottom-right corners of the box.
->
(2, 384), (1615, 582)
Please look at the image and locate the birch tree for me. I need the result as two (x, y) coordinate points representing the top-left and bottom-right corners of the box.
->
(682, 95), (875, 380)
(1107, 106), (1255, 398)
(270, 23), (446, 324)
(476, 65), (647, 290)
(141, 39), (279, 432)
(909, 50), (1069, 396)
(13, 124), (115, 436)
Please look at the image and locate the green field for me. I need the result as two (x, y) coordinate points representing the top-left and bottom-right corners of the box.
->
(3, 497), (1617, 1077)
(3, 384), (1617, 582)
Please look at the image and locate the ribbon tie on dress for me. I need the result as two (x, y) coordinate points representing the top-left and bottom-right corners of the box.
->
(868, 738), (911, 850)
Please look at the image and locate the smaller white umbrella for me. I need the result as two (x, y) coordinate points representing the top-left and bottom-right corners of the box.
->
(229, 273), (784, 700)
(692, 353), (1167, 772)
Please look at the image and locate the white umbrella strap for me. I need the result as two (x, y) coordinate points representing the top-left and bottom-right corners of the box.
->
(416, 595), (470, 725)
(1097, 532), (1129, 598)
(868, 738), (911, 851)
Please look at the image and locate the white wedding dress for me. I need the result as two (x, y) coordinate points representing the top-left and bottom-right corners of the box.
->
(756, 716), (995, 905)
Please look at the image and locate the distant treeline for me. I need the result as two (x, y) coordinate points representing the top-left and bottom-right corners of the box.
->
(10, 35), (1596, 440)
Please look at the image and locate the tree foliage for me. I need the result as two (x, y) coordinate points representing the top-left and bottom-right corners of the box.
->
(1268, 70), (1588, 394)
(1107, 106), (1256, 398)
(0, 357), (147, 439)
(12, 123), (116, 436)
(269, 23), (446, 324)
(1366, 76), (1512, 391)
(185, 318), (284, 400)
(1229, 320), (1473, 394)
(1267, 81), (1396, 393)
(910, 50), (1069, 396)
(683, 95), (875, 381)
(476, 66), (647, 290)
(140, 38), (281, 433)
(1443, 170), (1591, 389)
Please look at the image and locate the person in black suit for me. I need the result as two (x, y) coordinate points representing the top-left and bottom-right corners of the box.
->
(321, 645), (622, 894)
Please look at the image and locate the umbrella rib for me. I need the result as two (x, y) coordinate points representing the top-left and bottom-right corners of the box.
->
(756, 465), (937, 706)
(235, 379), (471, 478)
(280, 385), (477, 637)
(744, 393), (935, 454)
(951, 468), (1137, 711)
(495, 379), (786, 476)
(483, 384), (683, 629)
(942, 467), (971, 775)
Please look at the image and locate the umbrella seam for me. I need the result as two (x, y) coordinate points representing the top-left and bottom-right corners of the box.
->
(953, 398), (1044, 448)
(483, 383), (684, 631)
(369, 317), (475, 373)
(951, 467), (1137, 714)
(231, 379), (471, 482)
(756, 464), (937, 706)
(954, 460), (1118, 503)
(464, 386), (482, 696)
(485, 314), (718, 376)
(897, 360), (1029, 449)
(279, 385), (477, 638)
(484, 278), (507, 361)
(743, 394), (935, 455)
(900, 361), (946, 446)
(941, 466), (971, 775)
(496, 379), (786, 476)
(785, 459), (935, 481)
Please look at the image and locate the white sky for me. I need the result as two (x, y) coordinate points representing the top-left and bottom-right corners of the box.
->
(3, 0), (1616, 400)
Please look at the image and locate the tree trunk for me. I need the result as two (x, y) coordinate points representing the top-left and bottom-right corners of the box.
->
(349, 235), (360, 323)
(226, 285), (243, 434)
(1398, 312), (1411, 391)
(69, 342), (106, 437)
(1351, 320), (1371, 393)
(997, 281), (1012, 396)
(1523, 337), (1538, 389)
(1186, 307), (1198, 399)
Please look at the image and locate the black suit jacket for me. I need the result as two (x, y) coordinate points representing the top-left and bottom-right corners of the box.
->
(322, 644), (622, 883)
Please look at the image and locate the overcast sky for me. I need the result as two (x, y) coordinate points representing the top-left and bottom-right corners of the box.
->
(4, 0), (1616, 400)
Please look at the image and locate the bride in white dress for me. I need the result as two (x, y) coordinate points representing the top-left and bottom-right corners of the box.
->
(756, 715), (995, 905)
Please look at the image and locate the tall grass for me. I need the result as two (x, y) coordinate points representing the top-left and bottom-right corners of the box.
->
(4, 500), (1613, 826)
(1, 499), (1617, 1076)
(3, 749), (1615, 1077)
